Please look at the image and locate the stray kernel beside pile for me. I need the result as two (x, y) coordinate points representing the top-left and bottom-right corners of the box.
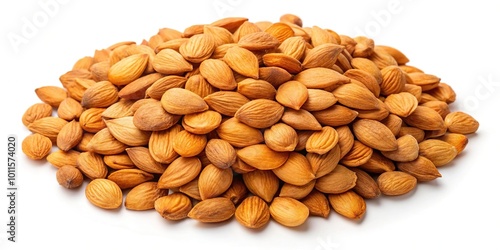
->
(21, 14), (479, 228)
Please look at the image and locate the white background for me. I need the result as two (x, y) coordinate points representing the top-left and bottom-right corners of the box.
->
(1, 0), (499, 249)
